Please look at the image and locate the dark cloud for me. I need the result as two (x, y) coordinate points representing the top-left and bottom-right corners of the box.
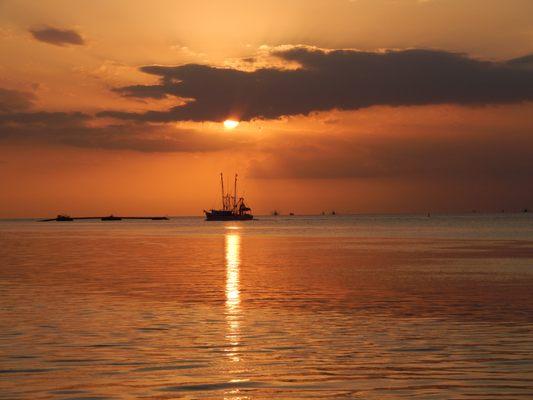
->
(0, 111), (89, 124)
(248, 129), (533, 182)
(0, 84), (246, 152)
(0, 88), (36, 113)
(0, 110), (246, 152)
(101, 47), (533, 122)
(29, 26), (85, 46)
(507, 54), (533, 69)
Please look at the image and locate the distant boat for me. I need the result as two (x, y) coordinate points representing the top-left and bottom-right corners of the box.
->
(272, 210), (279, 216)
(204, 173), (253, 221)
(39, 214), (169, 222)
(44, 214), (73, 222)
(101, 215), (122, 221)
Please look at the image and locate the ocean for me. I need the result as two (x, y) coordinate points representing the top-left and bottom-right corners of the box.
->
(1, 214), (532, 399)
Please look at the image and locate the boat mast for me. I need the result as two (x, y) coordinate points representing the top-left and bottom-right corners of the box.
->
(234, 174), (237, 211)
(226, 175), (230, 210)
(220, 172), (225, 209)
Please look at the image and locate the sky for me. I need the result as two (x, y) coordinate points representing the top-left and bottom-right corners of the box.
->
(0, 0), (532, 217)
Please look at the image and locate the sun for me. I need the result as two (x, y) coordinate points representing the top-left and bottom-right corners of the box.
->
(223, 119), (239, 129)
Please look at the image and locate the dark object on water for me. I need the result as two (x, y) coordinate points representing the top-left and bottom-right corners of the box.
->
(101, 215), (122, 221)
(56, 214), (73, 221)
(119, 216), (170, 220)
(331, 211), (336, 215)
(39, 215), (169, 222)
(525, 208), (529, 213)
(39, 214), (74, 222)
(272, 210), (279, 216)
(289, 212), (294, 216)
(205, 209), (253, 221)
(204, 173), (253, 221)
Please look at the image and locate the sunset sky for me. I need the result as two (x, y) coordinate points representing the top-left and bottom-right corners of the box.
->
(1, 0), (532, 217)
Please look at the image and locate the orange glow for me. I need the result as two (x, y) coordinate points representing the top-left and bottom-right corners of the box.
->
(223, 119), (239, 129)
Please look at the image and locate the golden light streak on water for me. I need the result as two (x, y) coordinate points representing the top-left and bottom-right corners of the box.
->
(224, 229), (245, 399)
(225, 231), (241, 310)
(225, 230), (241, 362)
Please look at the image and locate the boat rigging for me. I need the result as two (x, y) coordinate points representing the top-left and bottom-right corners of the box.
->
(204, 173), (253, 221)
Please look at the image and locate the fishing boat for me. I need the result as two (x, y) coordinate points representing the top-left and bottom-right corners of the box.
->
(204, 173), (253, 221)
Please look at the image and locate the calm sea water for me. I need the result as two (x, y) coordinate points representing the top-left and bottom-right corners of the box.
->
(1, 214), (532, 399)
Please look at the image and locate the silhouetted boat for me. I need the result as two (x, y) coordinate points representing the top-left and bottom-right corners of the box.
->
(39, 214), (74, 222)
(101, 215), (122, 221)
(39, 215), (169, 222)
(204, 173), (253, 221)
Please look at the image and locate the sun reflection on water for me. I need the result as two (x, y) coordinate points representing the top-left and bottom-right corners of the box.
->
(225, 232), (241, 310)
(225, 229), (241, 365)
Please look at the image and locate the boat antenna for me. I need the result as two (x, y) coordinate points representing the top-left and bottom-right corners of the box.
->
(220, 172), (225, 209)
(234, 174), (238, 210)
(227, 175), (230, 210)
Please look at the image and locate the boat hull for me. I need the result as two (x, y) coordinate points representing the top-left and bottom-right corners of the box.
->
(204, 211), (253, 221)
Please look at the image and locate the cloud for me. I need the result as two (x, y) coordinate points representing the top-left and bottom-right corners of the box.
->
(0, 111), (89, 124)
(0, 88), (36, 113)
(101, 47), (533, 122)
(29, 26), (85, 46)
(507, 54), (533, 69)
(0, 109), (247, 153)
(0, 85), (243, 152)
(0, 83), (248, 153)
(248, 128), (533, 182)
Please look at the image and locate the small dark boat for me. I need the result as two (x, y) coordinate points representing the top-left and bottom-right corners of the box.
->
(101, 215), (122, 221)
(204, 173), (253, 221)
(39, 214), (74, 222)
(40, 214), (169, 222)
(55, 214), (73, 222)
